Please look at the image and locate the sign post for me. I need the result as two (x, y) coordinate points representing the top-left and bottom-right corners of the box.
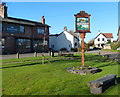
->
(74, 11), (91, 67)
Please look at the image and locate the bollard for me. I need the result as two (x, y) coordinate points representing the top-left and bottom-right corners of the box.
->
(49, 51), (51, 56)
(34, 52), (37, 57)
(98, 51), (100, 55)
(16, 53), (19, 59)
(42, 57), (44, 64)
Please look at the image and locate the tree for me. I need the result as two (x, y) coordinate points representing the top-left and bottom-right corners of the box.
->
(110, 41), (120, 50)
(87, 39), (94, 47)
(78, 42), (89, 52)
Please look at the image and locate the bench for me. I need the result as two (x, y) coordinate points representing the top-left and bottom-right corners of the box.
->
(88, 74), (117, 94)
(58, 51), (74, 57)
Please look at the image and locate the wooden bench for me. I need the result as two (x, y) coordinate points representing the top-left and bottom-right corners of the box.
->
(58, 51), (73, 57)
(88, 74), (117, 94)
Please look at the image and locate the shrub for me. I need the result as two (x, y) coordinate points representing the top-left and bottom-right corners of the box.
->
(110, 41), (120, 50)
(87, 39), (94, 47)
(78, 42), (89, 52)
(60, 48), (67, 51)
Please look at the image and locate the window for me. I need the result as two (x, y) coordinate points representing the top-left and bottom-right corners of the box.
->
(75, 43), (77, 46)
(51, 45), (54, 48)
(17, 39), (30, 49)
(0, 23), (2, 32)
(37, 27), (44, 34)
(98, 38), (100, 41)
(33, 39), (47, 48)
(102, 38), (104, 41)
(43, 40), (48, 45)
(98, 44), (100, 47)
(0, 38), (5, 48)
(5, 25), (18, 33)
(20, 26), (25, 33)
(33, 40), (43, 48)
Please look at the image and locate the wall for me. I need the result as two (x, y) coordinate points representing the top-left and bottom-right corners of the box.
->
(94, 34), (107, 48)
(2, 22), (49, 54)
(49, 31), (79, 51)
(49, 35), (57, 51)
(74, 37), (79, 49)
(57, 31), (72, 51)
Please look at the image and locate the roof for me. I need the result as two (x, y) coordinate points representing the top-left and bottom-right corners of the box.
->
(50, 30), (79, 40)
(74, 11), (91, 17)
(68, 30), (78, 37)
(94, 33), (113, 39)
(50, 34), (59, 36)
(2, 17), (50, 27)
(102, 33), (113, 38)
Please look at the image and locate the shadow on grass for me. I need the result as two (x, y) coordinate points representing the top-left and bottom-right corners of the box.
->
(97, 69), (102, 73)
(85, 55), (110, 63)
(116, 77), (120, 84)
(1, 54), (118, 69)
(2, 62), (42, 69)
(1, 58), (77, 69)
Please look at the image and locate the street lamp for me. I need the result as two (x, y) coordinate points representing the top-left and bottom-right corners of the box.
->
(74, 11), (91, 67)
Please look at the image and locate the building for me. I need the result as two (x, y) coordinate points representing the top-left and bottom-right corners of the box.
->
(49, 27), (79, 51)
(94, 32), (113, 48)
(117, 26), (120, 42)
(0, 3), (50, 54)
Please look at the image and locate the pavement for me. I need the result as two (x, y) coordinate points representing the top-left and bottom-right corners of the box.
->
(86, 50), (120, 62)
(1, 52), (58, 60)
(1, 50), (120, 62)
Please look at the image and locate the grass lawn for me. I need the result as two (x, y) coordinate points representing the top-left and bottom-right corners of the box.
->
(2, 53), (120, 95)
(102, 49), (120, 52)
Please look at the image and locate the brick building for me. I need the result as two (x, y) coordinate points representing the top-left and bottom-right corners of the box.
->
(0, 3), (50, 54)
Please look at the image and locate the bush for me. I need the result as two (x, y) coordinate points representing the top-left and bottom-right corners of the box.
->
(60, 48), (67, 51)
(110, 42), (120, 50)
(78, 43), (89, 52)
(87, 39), (94, 47)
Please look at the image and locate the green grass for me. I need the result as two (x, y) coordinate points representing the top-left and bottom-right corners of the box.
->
(102, 49), (120, 52)
(2, 56), (51, 64)
(2, 53), (120, 95)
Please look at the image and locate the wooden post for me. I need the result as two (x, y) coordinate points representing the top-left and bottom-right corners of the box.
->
(16, 53), (19, 59)
(34, 52), (37, 57)
(80, 33), (86, 67)
(74, 11), (91, 67)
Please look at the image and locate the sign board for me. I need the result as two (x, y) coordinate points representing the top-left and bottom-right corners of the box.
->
(76, 17), (89, 30)
(5, 25), (18, 33)
(75, 11), (91, 33)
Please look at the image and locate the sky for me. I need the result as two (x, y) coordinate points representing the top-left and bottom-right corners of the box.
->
(3, 2), (119, 42)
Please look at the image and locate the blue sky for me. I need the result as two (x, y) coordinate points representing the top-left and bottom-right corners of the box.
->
(5, 2), (118, 42)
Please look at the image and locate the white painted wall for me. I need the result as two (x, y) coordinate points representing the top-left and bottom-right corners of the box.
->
(49, 31), (79, 51)
(94, 33), (113, 48)
(57, 31), (73, 51)
(94, 34), (107, 48)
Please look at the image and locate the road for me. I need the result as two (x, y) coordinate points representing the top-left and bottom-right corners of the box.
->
(1, 50), (120, 62)
(86, 50), (120, 62)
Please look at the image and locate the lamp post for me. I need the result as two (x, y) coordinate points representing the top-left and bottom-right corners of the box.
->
(74, 11), (91, 67)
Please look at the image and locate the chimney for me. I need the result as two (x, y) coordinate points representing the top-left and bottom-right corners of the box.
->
(98, 30), (101, 34)
(41, 16), (45, 24)
(64, 26), (67, 31)
(0, 2), (8, 18)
